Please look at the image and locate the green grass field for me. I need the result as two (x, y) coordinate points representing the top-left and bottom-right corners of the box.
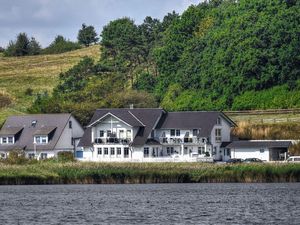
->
(0, 45), (100, 124)
(0, 161), (299, 184)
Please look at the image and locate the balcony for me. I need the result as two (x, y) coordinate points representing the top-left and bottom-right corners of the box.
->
(94, 137), (131, 145)
(159, 137), (206, 145)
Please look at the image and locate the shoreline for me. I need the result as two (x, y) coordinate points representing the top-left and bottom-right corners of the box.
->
(0, 162), (299, 185)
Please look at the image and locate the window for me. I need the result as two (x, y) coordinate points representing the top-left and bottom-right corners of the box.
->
(31, 120), (37, 127)
(110, 147), (115, 155)
(119, 130), (124, 138)
(170, 129), (175, 136)
(40, 153), (47, 159)
(217, 117), (221, 125)
(35, 136), (47, 144)
(193, 129), (198, 136)
(107, 130), (112, 137)
(176, 130), (180, 136)
(226, 149), (230, 156)
(97, 148), (102, 155)
(198, 146), (205, 154)
(2, 137), (7, 144)
(8, 137), (13, 144)
(126, 130), (132, 139)
(104, 148), (108, 155)
(69, 121), (72, 129)
(99, 130), (104, 137)
(28, 153), (35, 159)
(124, 147), (129, 157)
(260, 149), (265, 153)
(215, 129), (221, 142)
(184, 147), (188, 155)
(117, 147), (121, 155)
(144, 147), (149, 157)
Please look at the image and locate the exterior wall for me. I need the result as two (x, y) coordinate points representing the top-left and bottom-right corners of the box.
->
(230, 147), (269, 161)
(210, 116), (232, 161)
(55, 116), (84, 151)
(91, 115), (138, 142)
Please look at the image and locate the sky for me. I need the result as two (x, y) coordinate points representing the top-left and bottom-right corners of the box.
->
(0, 0), (201, 48)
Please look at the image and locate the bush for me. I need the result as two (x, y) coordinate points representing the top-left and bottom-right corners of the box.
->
(24, 88), (33, 96)
(57, 151), (75, 162)
(0, 92), (12, 108)
(6, 149), (28, 164)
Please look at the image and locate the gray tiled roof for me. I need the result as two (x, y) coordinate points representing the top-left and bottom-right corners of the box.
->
(79, 108), (164, 147)
(156, 111), (234, 137)
(88, 109), (145, 127)
(0, 114), (71, 151)
(226, 140), (292, 149)
(0, 127), (23, 136)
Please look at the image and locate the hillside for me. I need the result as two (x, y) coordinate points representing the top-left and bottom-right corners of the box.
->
(0, 45), (100, 124)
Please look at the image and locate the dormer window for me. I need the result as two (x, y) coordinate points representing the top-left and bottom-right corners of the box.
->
(34, 135), (48, 144)
(1, 136), (14, 144)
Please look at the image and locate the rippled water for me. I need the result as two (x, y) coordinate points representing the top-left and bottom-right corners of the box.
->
(0, 183), (299, 225)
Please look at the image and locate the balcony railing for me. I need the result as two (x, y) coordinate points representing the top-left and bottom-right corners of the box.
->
(94, 137), (131, 145)
(159, 137), (207, 145)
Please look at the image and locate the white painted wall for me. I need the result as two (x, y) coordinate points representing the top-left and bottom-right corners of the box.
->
(230, 148), (269, 161)
(92, 115), (138, 141)
(210, 116), (232, 160)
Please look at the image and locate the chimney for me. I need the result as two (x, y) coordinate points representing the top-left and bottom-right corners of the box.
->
(129, 104), (134, 109)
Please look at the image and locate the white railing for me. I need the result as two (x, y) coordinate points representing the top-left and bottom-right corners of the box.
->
(94, 138), (131, 145)
(159, 137), (206, 145)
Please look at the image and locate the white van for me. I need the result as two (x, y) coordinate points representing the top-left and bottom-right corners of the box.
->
(286, 156), (300, 163)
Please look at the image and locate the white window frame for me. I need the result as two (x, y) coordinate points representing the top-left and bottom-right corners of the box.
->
(215, 129), (222, 143)
(34, 135), (48, 144)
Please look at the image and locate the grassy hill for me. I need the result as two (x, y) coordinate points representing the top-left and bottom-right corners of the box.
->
(0, 45), (100, 124)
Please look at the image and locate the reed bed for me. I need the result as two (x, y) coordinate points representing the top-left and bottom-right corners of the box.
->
(0, 161), (299, 185)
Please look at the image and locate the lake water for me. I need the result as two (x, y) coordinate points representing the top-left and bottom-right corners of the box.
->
(0, 183), (299, 225)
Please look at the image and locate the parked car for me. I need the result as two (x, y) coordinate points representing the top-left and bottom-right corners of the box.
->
(286, 156), (300, 163)
(243, 158), (263, 163)
(226, 158), (242, 164)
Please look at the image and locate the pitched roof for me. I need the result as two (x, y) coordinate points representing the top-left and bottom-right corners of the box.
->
(0, 114), (72, 151)
(0, 127), (23, 136)
(87, 109), (145, 127)
(79, 108), (164, 147)
(226, 140), (292, 149)
(156, 111), (235, 137)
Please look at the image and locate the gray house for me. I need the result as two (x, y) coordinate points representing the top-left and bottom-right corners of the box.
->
(0, 114), (84, 159)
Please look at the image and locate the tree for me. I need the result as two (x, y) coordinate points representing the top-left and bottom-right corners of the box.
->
(43, 35), (81, 54)
(101, 18), (143, 86)
(28, 37), (41, 55)
(77, 23), (99, 47)
(14, 33), (30, 56)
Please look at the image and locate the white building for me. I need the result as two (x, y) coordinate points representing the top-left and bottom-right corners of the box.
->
(77, 108), (236, 162)
(0, 114), (84, 160)
(224, 140), (291, 161)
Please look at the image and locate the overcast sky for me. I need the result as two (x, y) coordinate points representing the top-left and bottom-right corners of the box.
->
(0, 0), (201, 48)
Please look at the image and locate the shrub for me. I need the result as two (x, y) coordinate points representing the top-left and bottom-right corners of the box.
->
(24, 88), (33, 96)
(6, 149), (28, 164)
(57, 151), (75, 162)
(0, 92), (12, 108)
(43, 35), (81, 54)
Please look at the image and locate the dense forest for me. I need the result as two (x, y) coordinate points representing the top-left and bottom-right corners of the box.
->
(29, 0), (300, 125)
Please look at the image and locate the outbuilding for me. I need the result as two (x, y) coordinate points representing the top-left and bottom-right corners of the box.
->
(225, 140), (292, 161)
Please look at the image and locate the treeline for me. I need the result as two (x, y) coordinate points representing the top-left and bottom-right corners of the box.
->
(30, 0), (300, 124)
(2, 24), (98, 56)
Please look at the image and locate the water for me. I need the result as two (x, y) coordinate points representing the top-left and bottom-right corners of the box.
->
(0, 183), (299, 225)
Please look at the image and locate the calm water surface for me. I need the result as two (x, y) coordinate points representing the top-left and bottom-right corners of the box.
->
(0, 183), (299, 225)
